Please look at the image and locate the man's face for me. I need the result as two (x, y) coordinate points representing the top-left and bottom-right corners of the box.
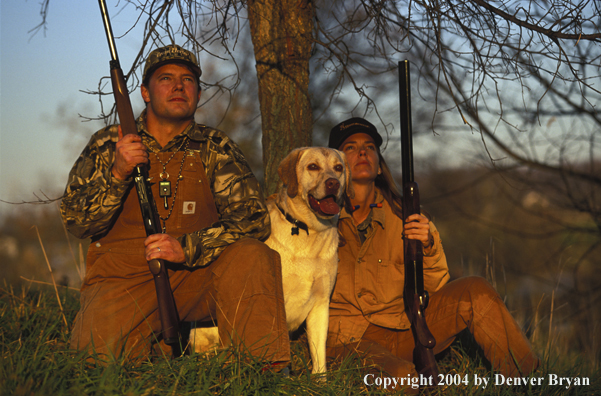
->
(339, 133), (381, 184)
(141, 63), (201, 123)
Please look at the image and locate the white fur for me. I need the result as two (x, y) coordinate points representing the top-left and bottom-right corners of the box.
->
(190, 147), (352, 376)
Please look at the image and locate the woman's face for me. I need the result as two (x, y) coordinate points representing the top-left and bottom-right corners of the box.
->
(339, 133), (381, 184)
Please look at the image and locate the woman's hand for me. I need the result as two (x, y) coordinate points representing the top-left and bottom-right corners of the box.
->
(404, 213), (433, 248)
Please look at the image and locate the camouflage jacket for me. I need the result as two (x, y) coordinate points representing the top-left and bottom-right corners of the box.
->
(60, 111), (270, 268)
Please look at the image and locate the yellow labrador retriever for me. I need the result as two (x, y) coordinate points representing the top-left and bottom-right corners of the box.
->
(190, 147), (352, 376)
(267, 147), (352, 374)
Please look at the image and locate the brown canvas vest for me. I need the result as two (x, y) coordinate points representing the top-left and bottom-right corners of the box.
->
(82, 140), (219, 288)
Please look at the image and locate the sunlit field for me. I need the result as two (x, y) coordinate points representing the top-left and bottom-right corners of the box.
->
(1, 281), (598, 396)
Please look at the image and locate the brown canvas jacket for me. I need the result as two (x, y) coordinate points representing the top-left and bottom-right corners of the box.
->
(327, 189), (450, 346)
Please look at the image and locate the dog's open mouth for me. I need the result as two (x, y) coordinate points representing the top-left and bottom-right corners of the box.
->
(308, 195), (340, 216)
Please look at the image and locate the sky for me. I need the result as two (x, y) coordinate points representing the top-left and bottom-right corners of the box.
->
(0, 1), (145, 215)
(0, 1), (493, 218)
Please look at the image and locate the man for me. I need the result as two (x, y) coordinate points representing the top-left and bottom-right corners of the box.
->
(325, 117), (539, 392)
(61, 44), (290, 365)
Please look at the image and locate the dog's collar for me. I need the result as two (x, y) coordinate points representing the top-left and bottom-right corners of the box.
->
(276, 205), (309, 236)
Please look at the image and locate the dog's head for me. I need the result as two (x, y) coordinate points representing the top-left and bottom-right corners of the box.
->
(277, 147), (354, 218)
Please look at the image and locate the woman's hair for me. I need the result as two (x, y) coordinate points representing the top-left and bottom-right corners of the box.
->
(375, 153), (404, 220)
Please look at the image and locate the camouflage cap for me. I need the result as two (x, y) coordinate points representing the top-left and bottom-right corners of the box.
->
(142, 44), (202, 84)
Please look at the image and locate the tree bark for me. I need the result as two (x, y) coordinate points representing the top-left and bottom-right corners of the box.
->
(248, 0), (314, 195)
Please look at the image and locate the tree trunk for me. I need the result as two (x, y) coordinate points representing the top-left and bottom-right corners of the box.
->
(248, 0), (314, 196)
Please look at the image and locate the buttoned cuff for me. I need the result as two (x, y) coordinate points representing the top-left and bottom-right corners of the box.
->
(423, 232), (441, 257)
(108, 173), (132, 197)
(177, 233), (203, 267)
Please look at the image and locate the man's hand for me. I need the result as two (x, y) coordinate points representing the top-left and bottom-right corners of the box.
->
(111, 126), (149, 180)
(144, 233), (186, 263)
(404, 213), (433, 248)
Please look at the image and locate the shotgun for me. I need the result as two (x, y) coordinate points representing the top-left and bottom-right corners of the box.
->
(398, 60), (438, 379)
(98, 0), (183, 358)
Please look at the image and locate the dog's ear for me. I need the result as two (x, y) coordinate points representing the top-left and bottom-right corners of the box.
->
(278, 148), (304, 198)
(341, 151), (355, 199)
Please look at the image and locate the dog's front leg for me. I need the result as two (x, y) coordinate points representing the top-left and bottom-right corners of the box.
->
(305, 300), (330, 377)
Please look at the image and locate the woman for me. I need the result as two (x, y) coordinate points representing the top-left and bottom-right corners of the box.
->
(326, 117), (539, 390)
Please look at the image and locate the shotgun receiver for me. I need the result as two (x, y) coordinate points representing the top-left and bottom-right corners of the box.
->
(398, 60), (438, 379)
(98, 0), (182, 357)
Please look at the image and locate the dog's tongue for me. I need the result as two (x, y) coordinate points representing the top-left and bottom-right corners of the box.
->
(310, 195), (340, 216)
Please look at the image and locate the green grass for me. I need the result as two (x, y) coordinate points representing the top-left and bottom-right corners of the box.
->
(1, 285), (599, 396)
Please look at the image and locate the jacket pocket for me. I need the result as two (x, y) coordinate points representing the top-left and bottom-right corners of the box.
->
(375, 258), (404, 304)
(175, 154), (219, 231)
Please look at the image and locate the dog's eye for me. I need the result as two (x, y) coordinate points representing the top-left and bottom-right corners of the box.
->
(308, 163), (321, 171)
(334, 164), (343, 172)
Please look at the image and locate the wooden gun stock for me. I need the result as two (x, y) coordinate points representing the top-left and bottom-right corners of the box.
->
(109, 65), (137, 137)
(98, 0), (182, 357)
(399, 60), (439, 379)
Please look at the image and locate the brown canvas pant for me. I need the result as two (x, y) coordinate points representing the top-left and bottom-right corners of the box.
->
(71, 238), (290, 363)
(327, 276), (539, 381)
(70, 149), (290, 364)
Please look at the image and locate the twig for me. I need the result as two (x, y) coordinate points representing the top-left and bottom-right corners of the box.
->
(79, 243), (86, 282)
(55, 202), (82, 280)
(20, 276), (80, 292)
(546, 289), (555, 359)
(0, 190), (63, 206)
(32, 225), (68, 327)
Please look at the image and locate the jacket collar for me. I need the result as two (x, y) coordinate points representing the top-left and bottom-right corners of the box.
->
(340, 188), (387, 229)
(136, 109), (201, 151)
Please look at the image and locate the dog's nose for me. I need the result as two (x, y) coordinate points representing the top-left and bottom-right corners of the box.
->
(325, 178), (340, 195)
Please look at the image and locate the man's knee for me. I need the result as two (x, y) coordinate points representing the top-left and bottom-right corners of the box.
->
(223, 238), (278, 263)
(213, 238), (282, 292)
(223, 238), (280, 272)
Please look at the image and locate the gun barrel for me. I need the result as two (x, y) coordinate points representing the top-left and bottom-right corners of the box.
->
(98, 0), (119, 63)
(399, 59), (439, 381)
(398, 60), (414, 185)
(97, 0), (182, 358)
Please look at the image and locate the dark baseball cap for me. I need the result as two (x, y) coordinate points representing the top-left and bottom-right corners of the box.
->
(328, 117), (383, 149)
(142, 44), (202, 84)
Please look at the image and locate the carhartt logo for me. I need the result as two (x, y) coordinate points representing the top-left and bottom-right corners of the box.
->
(183, 201), (196, 215)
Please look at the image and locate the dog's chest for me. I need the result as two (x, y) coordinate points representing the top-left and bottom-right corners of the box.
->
(280, 254), (338, 330)
(265, 198), (340, 330)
